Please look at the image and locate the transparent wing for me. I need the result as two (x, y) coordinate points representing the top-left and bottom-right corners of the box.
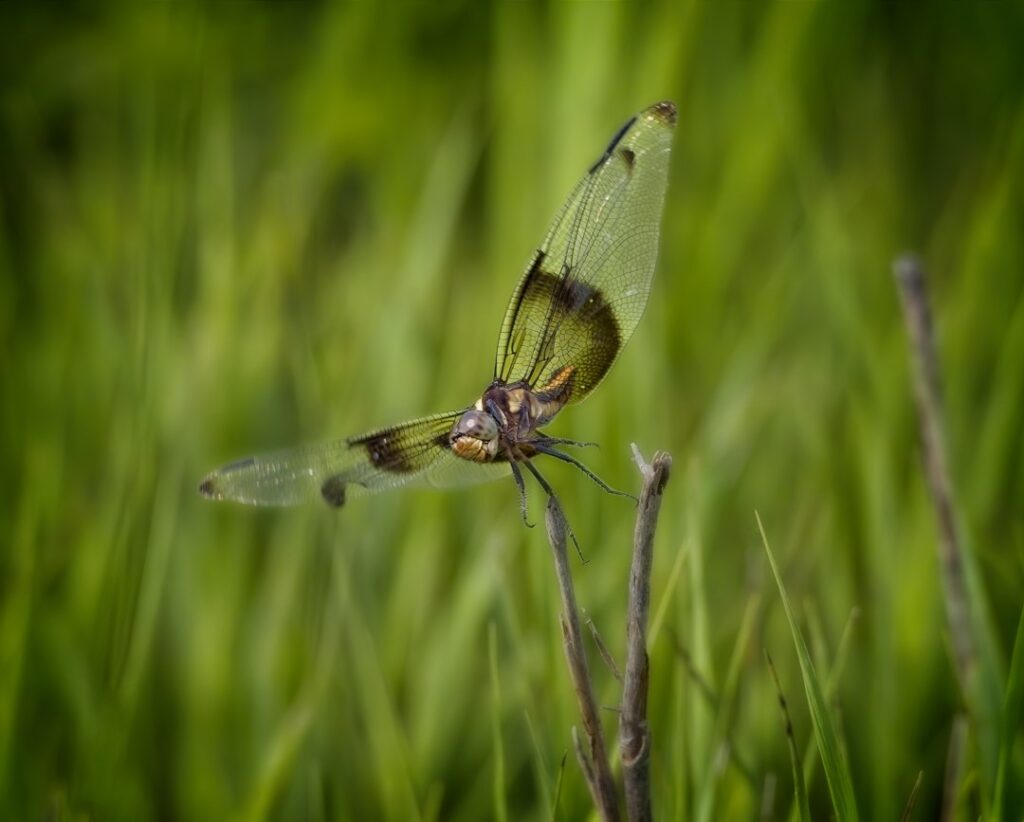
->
(199, 411), (510, 507)
(494, 101), (676, 403)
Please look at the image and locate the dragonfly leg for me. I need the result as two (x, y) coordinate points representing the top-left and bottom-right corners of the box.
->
(521, 457), (586, 564)
(535, 436), (599, 449)
(507, 456), (534, 528)
(533, 443), (638, 504)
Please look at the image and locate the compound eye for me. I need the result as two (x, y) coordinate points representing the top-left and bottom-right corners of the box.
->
(455, 410), (497, 441)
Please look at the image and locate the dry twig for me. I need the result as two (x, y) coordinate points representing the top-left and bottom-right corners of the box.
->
(620, 445), (672, 822)
(545, 446), (672, 821)
(546, 497), (620, 821)
(893, 254), (976, 689)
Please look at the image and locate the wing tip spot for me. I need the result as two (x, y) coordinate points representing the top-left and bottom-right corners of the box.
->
(198, 476), (221, 499)
(648, 100), (677, 126)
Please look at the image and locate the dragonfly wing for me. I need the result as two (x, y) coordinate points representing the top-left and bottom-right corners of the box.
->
(494, 101), (676, 405)
(199, 411), (509, 507)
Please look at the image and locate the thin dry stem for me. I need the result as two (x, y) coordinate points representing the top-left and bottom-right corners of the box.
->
(544, 447), (673, 821)
(546, 498), (620, 822)
(893, 254), (976, 692)
(620, 445), (672, 822)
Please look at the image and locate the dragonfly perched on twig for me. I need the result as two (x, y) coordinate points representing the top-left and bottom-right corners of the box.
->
(200, 101), (676, 534)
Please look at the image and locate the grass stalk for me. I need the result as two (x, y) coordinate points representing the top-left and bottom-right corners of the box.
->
(545, 497), (620, 821)
(899, 770), (924, 822)
(765, 650), (811, 822)
(757, 512), (859, 822)
(992, 605), (1024, 820)
(893, 254), (1004, 802)
(489, 622), (508, 822)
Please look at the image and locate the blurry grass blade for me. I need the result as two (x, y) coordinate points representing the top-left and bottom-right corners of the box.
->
(943, 715), (968, 821)
(240, 701), (315, 822)
(695, 593), (761, 822)
(765, 651), (811, 822)
(686, 477), (714, 789)
(524, 710), (553, 813)
(330, 545), (422, 821)
(667, 625), (718, 712)
(0, 465), (40, 794)
(827, 608), (860, 695)
(648, 541), (687, 650)
(992, 605), (1024, 819)
(793, 606), (861, 817)
(119, 460), (182, 709)
(489, 622), (509, 822)
(899, 770), (923, 822)
(551, 752), (567, 822)
(757, 512), (859, 822)
(803, 600), (828, 675)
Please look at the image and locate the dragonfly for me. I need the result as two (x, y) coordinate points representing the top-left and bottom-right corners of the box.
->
(200, 101), (676, 528)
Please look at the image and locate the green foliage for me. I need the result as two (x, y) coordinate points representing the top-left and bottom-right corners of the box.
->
(765, 651), (811, 822)
(1, 2), (1022, 820)
(759, 514), (858, 821)
(994, 607), (1024, 820)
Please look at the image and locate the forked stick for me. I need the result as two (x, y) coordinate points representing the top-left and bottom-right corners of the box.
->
(544, 445), (672, 822)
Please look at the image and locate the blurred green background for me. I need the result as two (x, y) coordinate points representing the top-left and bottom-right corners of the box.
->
(2, 2), (1023, 820)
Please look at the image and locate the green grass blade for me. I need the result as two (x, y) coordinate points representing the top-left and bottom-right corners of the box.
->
(757, 512), (859, 822)
(992, 604), (1024, 819)
(648, 541), (687, 650)
(686, 486), (715, 793)
(550, 752), (567, 822)
(489, 622), (509, 822)
(899, 770), (924, 822)
(524, 709), (553, 813)
(790, 607), (861, 821)
(766, 650), (811, 822)
(694, 593), (761, 822)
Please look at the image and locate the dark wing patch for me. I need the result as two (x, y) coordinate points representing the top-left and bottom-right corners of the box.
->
(350, 429), (418, 473)
(589, 115), (637, 173)
(504, 254), (621, 397)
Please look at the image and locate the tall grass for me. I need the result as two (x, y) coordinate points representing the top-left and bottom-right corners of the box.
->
(1, 2), (1022, 819)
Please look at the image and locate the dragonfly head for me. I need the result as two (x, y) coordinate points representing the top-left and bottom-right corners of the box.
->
(450, 409), (500, 462)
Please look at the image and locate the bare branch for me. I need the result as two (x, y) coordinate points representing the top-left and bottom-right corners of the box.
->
(546, 498), (620, 822)
(620, 445), (672, 822)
